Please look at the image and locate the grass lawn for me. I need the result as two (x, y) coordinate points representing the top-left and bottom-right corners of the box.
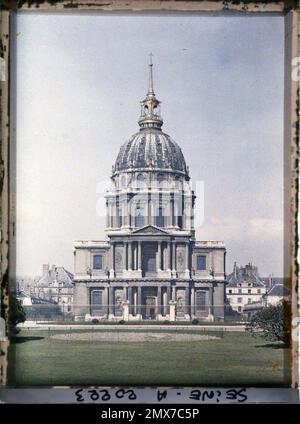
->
(8, 329), (291, 387)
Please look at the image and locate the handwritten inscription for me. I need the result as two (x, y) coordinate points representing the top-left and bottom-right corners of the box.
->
(75, 388), (248, 403)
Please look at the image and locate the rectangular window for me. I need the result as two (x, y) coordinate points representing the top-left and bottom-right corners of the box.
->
(248, 289), (251, 294)
(156, 207), (164, 227)
(228, 289), (232, 294)
(196, 291), (206, 312)
(93, 255), (103, 270)
(91, 290), (104, 316)
(238, 306), (242, 312)
(196, 255), (206, 271)
(238, 289), (242, 294)
(248, 298), (251, 304)
(257, 289), (261, 294)
(238, 297), (242, 303)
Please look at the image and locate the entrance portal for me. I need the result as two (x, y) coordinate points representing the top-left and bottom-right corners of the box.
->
(141, 287), (157, 320)
(145, 297), (156, 320)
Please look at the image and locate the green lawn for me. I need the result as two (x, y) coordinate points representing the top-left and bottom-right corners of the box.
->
(8, 329), (291, 386)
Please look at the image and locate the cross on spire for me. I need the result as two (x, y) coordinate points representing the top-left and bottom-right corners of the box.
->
(148, 53), (154, 94)
(149, 52), (153, 66)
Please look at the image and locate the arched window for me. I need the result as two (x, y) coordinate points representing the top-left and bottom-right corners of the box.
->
(136, 173), (145, 189)
(156, 207), (164, 227)
(135, 203), (145, 227)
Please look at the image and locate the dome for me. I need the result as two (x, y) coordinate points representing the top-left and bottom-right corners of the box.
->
(113, 128), (188, 175)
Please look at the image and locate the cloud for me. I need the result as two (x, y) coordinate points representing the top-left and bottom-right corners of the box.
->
(198, 216), (282, 242)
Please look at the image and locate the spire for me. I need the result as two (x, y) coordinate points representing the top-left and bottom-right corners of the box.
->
(138, 55), (163, 130)
(148, 53), (154, 95)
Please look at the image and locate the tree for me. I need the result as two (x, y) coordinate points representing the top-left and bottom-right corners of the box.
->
(8, 294), (26, 335)
(246, 300), (291, 347)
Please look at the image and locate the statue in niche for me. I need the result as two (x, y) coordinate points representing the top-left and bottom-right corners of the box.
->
(115, 294), (123, 316)
(177, 252), (184, 270)
(177, 295), (184, 312)
(115, 252), (122, 269)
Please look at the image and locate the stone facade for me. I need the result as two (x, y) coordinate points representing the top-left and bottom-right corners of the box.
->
(73, 61), (226, 322)
(226, 262), (266, 314)
(31, 264), (74, 315)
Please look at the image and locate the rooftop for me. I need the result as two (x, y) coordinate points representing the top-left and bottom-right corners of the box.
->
(227, 262), (265, 288)
(36, 264), (74, 287)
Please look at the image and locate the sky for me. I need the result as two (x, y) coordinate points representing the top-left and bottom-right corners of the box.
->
(13, 12), (284, 278)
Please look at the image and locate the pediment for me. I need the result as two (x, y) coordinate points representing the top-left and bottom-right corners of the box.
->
(132, 225), (168, 235)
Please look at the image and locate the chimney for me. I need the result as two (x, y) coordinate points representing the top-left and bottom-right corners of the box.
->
(42, 264), (49, 276)
(268, 274), (272, 288)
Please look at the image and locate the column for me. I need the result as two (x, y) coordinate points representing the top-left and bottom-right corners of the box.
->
(128, 286), (132, 314)
(109, 242), (115, 277)
(138, 241), (142, 271)
(106, 200), (109, 228)
(133, 288), (137, 316)
(172, 242), (176, 272)
(171, 285), (176, 301)
(157, 286), (161, 316)
(166, 286), (171, 303)
(151, 197), (156, 226)
(185, 243), (189, 271)
(124, 195), (129, 227)
(109, 201), (113, 228)
(128, 194), (132, 228)
(128, 241), (132, 271)
(137, 286), (142, 317)
(125, 242), (128, 270)
(147, 193), (151, 226)
(171, 195), (174, 227)
(191, 287), (195, 317)
(167, 241), (171, 270)
(108, 286), (113, 317)
(209, 287), (214, 316)
(134, 243), (137, 270)
(123, 241), (128, 270)
(157, 241), (162, 272)
(105, 287), (109, 316)
(111, 199), (115, 228)
(174, 197), (178, 228)
(123, 286), (127, 301)
(185, 287), (190, 316)
(116, 198), (120, 228)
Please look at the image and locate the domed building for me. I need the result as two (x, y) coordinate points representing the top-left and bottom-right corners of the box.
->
(73, 60), (226, 321)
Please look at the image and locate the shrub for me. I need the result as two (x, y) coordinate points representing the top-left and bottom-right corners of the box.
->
(118, 320), (126, 324)
(9, 295), (26, 335)
(192, 318), (199, 325)
(246, 300), (291, 346)
(91, 318), (99, 324)
(163, 320), (170, 325)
